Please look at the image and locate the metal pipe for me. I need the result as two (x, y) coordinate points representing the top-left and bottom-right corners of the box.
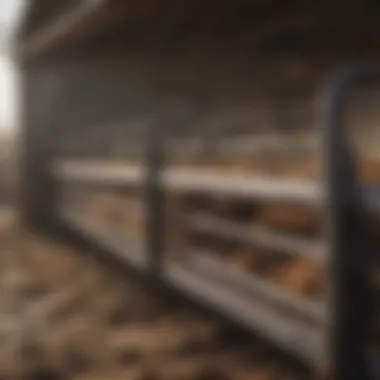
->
(53, 160), (321, 203)
(54, 159), (380, 213)
(319, 64), (378, 380)
(185, 214), (324, 262)
(180, 249), (326, 323)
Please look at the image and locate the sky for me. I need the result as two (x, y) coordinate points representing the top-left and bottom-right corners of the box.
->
(0, 0), (25, 134)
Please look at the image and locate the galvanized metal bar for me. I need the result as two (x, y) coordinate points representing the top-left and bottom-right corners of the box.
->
(179, 249), (326, 323)
(54, 160), (380, 213)
(185, 214), (325, 262)
(53, 160), (321, 203)
(145, 115), (166, 276)
(165, 260), (322, 366)
(59, 206), (322, 365)
(55, 161), (143, 183)
(319, 64), (378, 380)
(60, 208), (147, 269)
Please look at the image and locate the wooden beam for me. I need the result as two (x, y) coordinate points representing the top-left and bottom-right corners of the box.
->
(19, 0), (130, 60)
(241, 0), (362, 48)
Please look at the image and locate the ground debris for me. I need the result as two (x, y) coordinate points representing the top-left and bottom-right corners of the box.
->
(0, 212), (307, 380)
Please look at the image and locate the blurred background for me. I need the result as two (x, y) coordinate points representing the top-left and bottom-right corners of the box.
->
(0, 1), (378, 380)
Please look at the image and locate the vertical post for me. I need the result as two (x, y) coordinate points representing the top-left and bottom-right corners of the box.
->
(143, 32), (188, 279)
(19, 62), (61, 230)
(145, 113), (166, 277)
(320, 66), (375, 380)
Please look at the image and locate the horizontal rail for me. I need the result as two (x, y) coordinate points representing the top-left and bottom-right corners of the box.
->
(180, 250), (326, 323)
(62, 198), (324, 260)
(63, 195), (324, 261)
(61, 209), (147, 269)
(55, 160), (380, 213)
(56, 161), (144, 184)
(186, 214), (325, 262)
(75, 134), (319, 157)
(165, 263), (322, 366)
(54, 160), (321, 203)
(59, 208), (322, 365)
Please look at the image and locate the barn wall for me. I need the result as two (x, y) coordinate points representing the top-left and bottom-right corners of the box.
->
(57, 34), (380, 148)
(19, 4), (380, 225)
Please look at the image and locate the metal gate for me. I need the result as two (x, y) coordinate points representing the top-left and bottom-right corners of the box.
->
(18, 60), (379, 380)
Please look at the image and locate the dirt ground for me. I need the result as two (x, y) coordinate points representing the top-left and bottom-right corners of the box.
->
(5, 148), (379, 379)
(0, 208), (308, 380)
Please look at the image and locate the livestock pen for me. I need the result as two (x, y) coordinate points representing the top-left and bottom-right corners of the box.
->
(16, 1), (380, 379)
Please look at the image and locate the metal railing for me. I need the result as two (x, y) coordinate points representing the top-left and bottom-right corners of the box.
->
(35, 66), (379, 380)
(320, 65), (379, 380)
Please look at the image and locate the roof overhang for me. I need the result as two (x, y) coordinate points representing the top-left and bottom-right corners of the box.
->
(17, 0), (366, 62)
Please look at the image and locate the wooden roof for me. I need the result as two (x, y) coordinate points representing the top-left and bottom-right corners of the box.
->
(18, 0), (376, 61)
